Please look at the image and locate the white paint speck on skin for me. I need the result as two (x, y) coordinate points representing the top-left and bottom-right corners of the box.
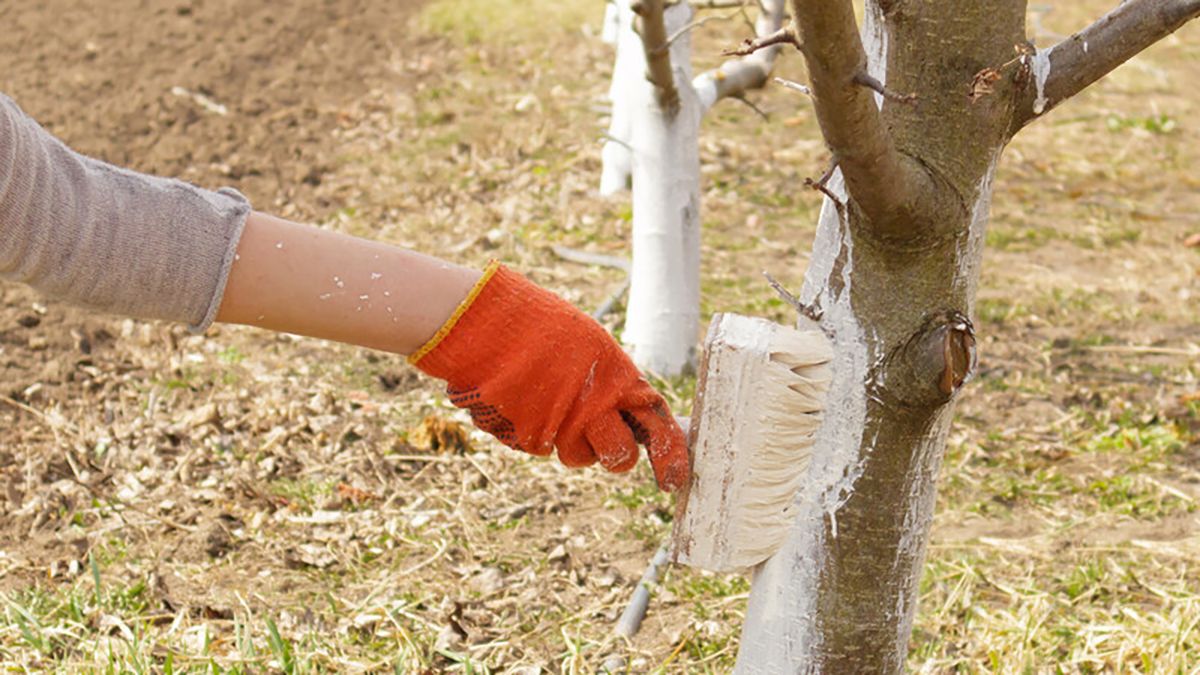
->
(384, 291), (391, 297)
(370, 272), (383, 280)
(359, 295), (369, 301)
(275, 242), (284, 249)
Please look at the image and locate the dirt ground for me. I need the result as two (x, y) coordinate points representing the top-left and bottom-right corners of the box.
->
(2, 0), (1199, 673)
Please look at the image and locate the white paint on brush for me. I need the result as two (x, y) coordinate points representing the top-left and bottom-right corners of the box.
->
(1031, 47), (1052, 114)
(623, 1), (702, 376)
(672, 314), (833, 573)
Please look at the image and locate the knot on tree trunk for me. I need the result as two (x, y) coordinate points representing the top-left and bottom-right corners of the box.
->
(876, 310), (977, 409)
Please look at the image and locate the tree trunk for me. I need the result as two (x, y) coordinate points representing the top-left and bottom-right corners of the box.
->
(600, 0), (635, 196)
(735, 0), (1025, 670)
(622, 1), (703, 375)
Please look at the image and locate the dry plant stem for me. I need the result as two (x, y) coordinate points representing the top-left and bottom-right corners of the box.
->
(632, 0), (681, 116)
(692, 0), (752, 8)
(1010, 0), (1200, 131)
(789, 0), (937, 239)
(723, 24), (800, 56)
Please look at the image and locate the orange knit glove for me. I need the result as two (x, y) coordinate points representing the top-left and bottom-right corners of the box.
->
(409, 262), (689, 491)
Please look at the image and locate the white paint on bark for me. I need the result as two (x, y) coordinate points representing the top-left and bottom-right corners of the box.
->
(955, 156), (999, 317)
(735, 2), (892, 667)
(601, 0), (620, 46)
(862, 1), (889, 107)
(600, 0), (636, 196)
(1031, 46), (1052, 114)
(734, 170), (873, 672)
(623, 1), (703, 375)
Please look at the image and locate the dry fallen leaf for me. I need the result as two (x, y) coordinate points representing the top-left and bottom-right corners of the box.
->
(408, 415), (473, 454)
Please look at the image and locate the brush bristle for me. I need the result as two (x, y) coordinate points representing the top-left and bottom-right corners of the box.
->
(671, 314), (833, 573)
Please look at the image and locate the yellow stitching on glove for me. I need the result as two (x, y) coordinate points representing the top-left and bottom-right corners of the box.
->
(408, 259), (502, 365)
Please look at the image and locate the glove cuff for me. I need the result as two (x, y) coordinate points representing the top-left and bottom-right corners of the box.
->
(408, 259), (503, 366)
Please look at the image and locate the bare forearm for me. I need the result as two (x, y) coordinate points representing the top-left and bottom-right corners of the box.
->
(216, 211), (481, 355)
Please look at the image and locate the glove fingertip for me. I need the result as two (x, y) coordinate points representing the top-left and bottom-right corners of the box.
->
(586, 415), (639, 474)
(555, 432), (598, 469)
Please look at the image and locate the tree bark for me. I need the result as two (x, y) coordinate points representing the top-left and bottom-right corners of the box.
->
(735, 0), (1024, 671)
(622, 1), (703, 375)
(734, 0), (1198, 670)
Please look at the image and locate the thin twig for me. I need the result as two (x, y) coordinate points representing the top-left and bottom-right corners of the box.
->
(593, 279), (631, 321)
(731, 94), (769, 120)
(599, 132), (633, 152)
(773, 77), (812, 96)
(551, 245), (631, 272)
(763, 271), (823, 322)
(656, 7), (744, 53)
(852, 71), (917, 105)
(723, 24), (800, 56)
(615, 544), (670, 638)
(691, 0), (752, 8)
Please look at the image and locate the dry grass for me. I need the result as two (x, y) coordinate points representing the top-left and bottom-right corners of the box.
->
(2, 0), (1199, 673)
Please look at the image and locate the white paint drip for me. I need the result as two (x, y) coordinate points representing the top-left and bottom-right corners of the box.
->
(1031, 47), (1052, 114)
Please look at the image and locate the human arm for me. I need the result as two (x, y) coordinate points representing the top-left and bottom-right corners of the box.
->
(215, 213), (688, 490)
(215, 210), (480, 355)
(0, 91), (689, 490)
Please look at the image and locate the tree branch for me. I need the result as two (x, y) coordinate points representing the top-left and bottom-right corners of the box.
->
(722, 24), (800, 56)
(790, 0), (937, 238)
(632, 0), (681, 116)
(1012, 0), (1200, 131)
(693, 0), (787, 110)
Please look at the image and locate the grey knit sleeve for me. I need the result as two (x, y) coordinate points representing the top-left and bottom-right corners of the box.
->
(0, 92), (249, 333)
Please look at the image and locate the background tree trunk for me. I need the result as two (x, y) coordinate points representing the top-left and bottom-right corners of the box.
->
(621, 1), (703, 375)
(609, 0), (788, 375)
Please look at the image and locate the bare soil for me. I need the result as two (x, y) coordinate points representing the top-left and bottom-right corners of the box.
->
(1, 0), (1198, 672)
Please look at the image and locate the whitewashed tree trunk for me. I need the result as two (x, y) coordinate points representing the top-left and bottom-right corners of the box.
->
(599, 0), (636, 196)
(606, 0), (787, 375)
(622, 2), (703, 375)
